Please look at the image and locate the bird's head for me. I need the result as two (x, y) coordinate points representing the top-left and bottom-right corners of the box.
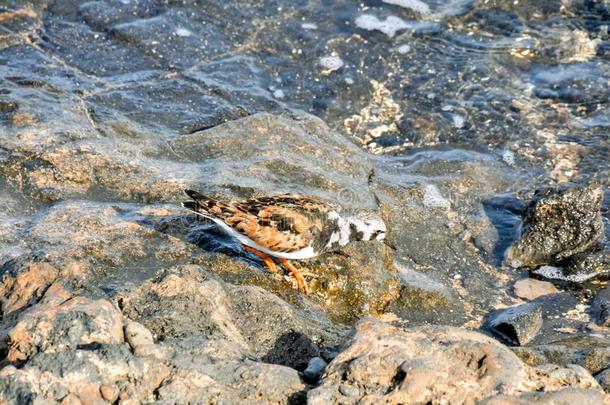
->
(346, 212), (395, 249)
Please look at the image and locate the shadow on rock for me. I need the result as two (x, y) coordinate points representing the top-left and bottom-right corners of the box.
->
(261, 331), (320, 372)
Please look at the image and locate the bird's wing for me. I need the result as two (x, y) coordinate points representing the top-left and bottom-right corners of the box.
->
(184, 191), (332, 253)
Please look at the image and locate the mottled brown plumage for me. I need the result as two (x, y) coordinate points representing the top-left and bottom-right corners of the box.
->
(182, 189), (389, 294)
(185, 191), (333, 254)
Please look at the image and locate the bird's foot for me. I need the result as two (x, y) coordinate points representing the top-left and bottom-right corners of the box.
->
(242, 244), (279, 273)
(279, 258), (310, 295)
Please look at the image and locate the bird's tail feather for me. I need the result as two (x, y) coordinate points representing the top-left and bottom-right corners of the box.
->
(182, 189), (226, 217)
(181, 201), (198, 211)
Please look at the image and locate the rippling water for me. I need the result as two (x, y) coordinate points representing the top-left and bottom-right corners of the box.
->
(0, 0), (608, 268)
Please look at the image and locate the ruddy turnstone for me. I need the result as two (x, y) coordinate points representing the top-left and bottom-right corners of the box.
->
(182, 189), (393, 294)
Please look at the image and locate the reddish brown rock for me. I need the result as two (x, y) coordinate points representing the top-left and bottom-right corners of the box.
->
(513, 278), (560, 301)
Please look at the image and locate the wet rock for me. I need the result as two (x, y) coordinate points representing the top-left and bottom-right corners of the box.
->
(487, 302), (543, 346)
(513, 278), (560, 300)
(386, 262), (465, 324)
(532, 63), (610, 104)
(372, 149), (525, 325)
(591, 287), (610, 327)
(303, 242), (400, 323)
(309, 318), (604, 404)
(506, 185), (604, 268)
(6, 202), (197, 294)
(169, 111), (375, 209)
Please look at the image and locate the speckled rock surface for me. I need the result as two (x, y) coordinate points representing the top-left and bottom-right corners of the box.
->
(308, 318), (606, 404)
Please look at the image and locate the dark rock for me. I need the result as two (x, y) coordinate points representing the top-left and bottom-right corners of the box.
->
(487, 302), (543, 346)
(591, 287), (610, 327)
(564, 252), (610, 281)
(506, 185), (604, 268)
(596, 368), (610, 392)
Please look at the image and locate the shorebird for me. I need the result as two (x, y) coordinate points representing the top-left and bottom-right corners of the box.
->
(182, 189), (392, 294)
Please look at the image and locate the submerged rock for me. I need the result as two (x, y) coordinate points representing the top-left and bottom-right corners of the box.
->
(487, 302), (543, 346)
(309, 318), (605, 404)
(506, 185), (604, 268)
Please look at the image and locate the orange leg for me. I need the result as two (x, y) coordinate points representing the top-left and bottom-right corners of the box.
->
(278, 258), (310, 295)
(242, 244), (279, 273)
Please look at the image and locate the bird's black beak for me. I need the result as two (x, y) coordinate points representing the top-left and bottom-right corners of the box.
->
(383, 239), (397, 250)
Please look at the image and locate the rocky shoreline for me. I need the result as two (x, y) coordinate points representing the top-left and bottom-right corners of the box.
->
(2, 0), (610, 403)
(1, 112), (609, 403)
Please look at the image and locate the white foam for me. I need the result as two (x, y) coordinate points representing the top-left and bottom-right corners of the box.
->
(175, 27), (192, 37)
(301, 22), (318, 30)
(452, 114), (465, 128)
(423, 184), (451, 209)
(502, 150), (515, 165)
(319, 56), (344, 71)
(396, 44), (411, 54)
(272, 89), (285, 99)
(383, 0), (431, 14)
(533, 265), (597, 283)
(355, 14), (410, 38)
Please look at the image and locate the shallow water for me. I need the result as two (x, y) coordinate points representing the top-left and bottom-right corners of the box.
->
(0, 0), (608, 323)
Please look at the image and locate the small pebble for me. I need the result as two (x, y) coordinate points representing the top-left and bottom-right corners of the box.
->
(100, 384), (119, 402)
(339, 383), (360, 397)
(513, 278), (559, 301)
(303, 357), (327, 383)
